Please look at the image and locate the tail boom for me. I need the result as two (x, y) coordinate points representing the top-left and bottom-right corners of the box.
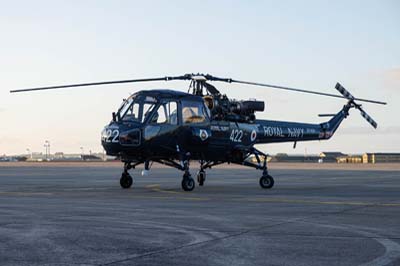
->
(254, 104), (350, 144)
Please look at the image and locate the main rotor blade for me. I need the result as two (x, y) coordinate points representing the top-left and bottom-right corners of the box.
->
(10, 75), (189, 93)
(228, 79), (387, 105)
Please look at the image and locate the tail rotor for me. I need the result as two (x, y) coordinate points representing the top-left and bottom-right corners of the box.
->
(335, 83), (378, 129)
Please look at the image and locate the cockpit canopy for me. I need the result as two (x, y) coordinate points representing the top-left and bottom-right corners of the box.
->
(116, 91), (210, 125)
(117, 94), (158, 123)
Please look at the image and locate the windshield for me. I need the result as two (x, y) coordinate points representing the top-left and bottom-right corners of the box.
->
(117, 95), (157, 122)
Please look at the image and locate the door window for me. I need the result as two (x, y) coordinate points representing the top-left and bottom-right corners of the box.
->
(150, 101), (178, 125)
(182, 101), (208, 124)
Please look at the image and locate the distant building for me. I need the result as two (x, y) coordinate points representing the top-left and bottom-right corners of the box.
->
(362, 153), (400, 164)
(29, 152), (45, 161)
(271, 153), (320, 163)
(54, 152), (64, 159)
(81, 154), (102, 161)
(319, 152), (348, 163)
(336, 154), (363, 164)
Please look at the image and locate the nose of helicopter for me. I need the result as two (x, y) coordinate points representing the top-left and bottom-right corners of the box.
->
(101, 122), (142, 155)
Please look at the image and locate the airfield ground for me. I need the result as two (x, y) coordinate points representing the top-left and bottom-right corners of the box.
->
(0, 162), (399, 266)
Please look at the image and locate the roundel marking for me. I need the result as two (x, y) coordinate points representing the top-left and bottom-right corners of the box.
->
(200, 129), (208, 141)
(251, 129), (257, 142)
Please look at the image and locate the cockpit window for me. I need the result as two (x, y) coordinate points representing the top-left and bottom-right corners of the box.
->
(150, 101), (178, 125)
(182, 101), (209, 124)
(117, 95), (157, 122)
(122, 102), (140, 121)
(142, 103), (156, 122)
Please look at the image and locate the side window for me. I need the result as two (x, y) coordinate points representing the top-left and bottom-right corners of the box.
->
(151, 105), (167, 124)
(182, 101), (208, 124)
(150, 101), (178, 125)
(167, 101), (178, 125)
(142, 103), (156, 122)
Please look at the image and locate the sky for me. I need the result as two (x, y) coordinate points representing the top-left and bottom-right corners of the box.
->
(0, 0), (399, 156)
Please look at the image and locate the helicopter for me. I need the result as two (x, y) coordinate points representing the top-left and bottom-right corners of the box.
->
(11, 73), (386, 191)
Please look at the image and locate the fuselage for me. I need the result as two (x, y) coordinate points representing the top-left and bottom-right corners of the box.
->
(102, 89), (348, 163)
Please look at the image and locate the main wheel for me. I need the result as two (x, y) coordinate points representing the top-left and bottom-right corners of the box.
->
(181, 177), (195, 191)
(259, 175), (274, 189)
(197, 171), (206, 186)
(120, 172), (133, 189)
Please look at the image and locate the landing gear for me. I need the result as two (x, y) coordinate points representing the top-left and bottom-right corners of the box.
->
(238, 147), (276, 189)
(181, 173), (195, 191)
(197, 170), (206, 186)
(120, 161), (137, 189)
(120, 172), (133, 188)
(259, 174), (274, 189)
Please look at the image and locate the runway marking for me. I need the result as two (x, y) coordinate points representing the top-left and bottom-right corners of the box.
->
(1, 187), (398, 207)
(146, 184), (184, 194)
(305, 222), (400, 266)
(228, 198), (400, 207)
(237, 197), (400, 207)
(144, 184), (209, 201)
(145, 184), (161, 188)
(143, 184), (400, 206)
(0, 191), (53, 196)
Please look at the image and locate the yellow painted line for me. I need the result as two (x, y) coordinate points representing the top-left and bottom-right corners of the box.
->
(127, 195), (175, 200)
(378, 203), (400, 207)
(127, 194), (209, 201)
(145, 184), (183, 195)
(145, 184), (161, 188)
(242, 197), (400, 207)
(180, 197), (210, 201)
(144, 184), (209, 201)
(0, 192), (53, 196)
(151, 187), (183, 195)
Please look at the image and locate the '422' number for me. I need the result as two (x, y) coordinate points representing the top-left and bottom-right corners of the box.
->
(230, 129), (243, 143)
(104, 129), (120, 143)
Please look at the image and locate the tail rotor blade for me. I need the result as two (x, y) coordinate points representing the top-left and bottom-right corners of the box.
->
(357, 106), (378, 129)
(335, 83), (355, 100)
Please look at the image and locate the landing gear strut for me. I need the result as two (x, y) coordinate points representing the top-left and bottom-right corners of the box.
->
(120, 172), (133, 188)
(197, 160), (206, 186)
(181, 173), (195, 191)
(197, 170), (206, 186)
(181, 161), (195, 191)
(239, 147), (275, 189)
(120, 162), (136, 189)
(259, 156), (274, 189)
(259, 174), (274, 189)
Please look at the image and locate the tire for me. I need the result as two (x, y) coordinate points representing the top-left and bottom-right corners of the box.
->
(259, 175), (274, 189)
(181, 177), (195, 191)
(120, 173), (133, 189)
(197, 171), (206, 186)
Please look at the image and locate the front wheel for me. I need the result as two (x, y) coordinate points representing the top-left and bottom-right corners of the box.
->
(120, 173), (133, 189)
(259, 175), (274, 189)
(182, 177), (195, 191)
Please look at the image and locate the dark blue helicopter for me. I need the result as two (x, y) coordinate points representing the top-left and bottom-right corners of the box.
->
(11, 74), (386, 191)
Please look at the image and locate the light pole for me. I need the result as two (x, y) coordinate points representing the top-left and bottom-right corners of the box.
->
(44, 140), (50, 161)
(26, 148), (32, 160)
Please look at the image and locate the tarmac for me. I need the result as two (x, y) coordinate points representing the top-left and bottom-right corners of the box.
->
(0, 162), (399, 266)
